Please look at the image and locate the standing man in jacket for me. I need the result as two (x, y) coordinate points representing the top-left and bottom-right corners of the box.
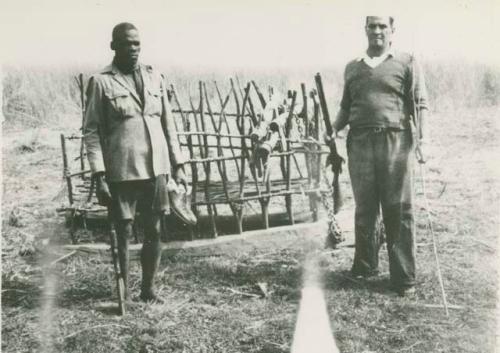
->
(327, 16), (428, 296)
(84, 22), (187, 302)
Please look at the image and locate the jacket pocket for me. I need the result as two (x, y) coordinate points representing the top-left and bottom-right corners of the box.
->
(147, 89), (163, 117)
(105, 89), (135, 118)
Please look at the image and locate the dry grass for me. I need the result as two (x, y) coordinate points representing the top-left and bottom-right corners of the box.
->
(2, 64), (500, 352)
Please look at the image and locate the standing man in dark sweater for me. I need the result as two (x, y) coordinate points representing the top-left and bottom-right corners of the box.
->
(327, 16), (428, 296)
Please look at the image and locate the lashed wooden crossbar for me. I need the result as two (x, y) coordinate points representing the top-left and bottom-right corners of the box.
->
(60, 75), (328, 242)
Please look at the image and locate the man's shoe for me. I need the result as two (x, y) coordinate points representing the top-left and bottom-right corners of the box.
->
(168, 184), (197, 226)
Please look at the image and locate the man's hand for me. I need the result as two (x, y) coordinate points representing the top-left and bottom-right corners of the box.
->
(174, 165), (188, 190)
(323, 128), (337, 145)
(94, 172), (112, 206)
(416, 138), (427, 164)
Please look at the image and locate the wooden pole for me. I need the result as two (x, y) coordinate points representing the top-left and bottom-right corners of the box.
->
(237, 82), (263, 220)
(60, 134), (73, 205)
(180, 142), (244, 150)
(198, 81), (217, 238)
(314, 92), (322, 196)
(238, 82), (263, 210)
(191, 188), (322, 205)
(235, 81), (251, 197)
(285, 91), (297, 225)
(301, 84), (314, 219)
(259, 157), (271, 230)
(310, 90), (320, 221)
(76, 74), (86, 175)
(235, 76), (258, 126)
(177, 131), (250, 138)
(201, 83), (220, 222)
(171, 85), (197, 240)
(204, 82), (240, 233)
(172, 109), (252, 118)
(213, 81), (241, 180)
(61, 133), (78, 244)
(214, 82), (232, 113)
(230, 78), (246, 234)
(186, 98), (202, 233)
(170, 84), (188, 131)
(189, 97), (204, 165)
(251, 80), (267, 109)
(299, 83), (311, 183)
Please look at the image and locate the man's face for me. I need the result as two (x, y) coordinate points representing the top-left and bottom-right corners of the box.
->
(365, 17), (394, 50)
(112, 29), (141, 66)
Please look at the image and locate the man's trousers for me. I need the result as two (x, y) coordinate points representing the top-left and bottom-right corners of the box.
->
(347, 128), (415, 289)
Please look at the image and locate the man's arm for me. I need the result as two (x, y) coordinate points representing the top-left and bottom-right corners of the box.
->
(84, 76), (106, 175)
(418, 109), (427, 141)
(411, 56), (429, 162)
(83, 76), (111, 205)
(413, 57), (429, 141)
(325, 66), (350, 141)
(160, 78), (185, 167)
(324, 107), (349, 144)
(333, 108), (349, 133)
(159, 77), (187, 185)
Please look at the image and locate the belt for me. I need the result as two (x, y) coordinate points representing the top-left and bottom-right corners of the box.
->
(351, 126), (405, 134)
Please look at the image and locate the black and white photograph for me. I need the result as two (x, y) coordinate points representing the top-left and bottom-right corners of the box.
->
(2, 0), (499, 352)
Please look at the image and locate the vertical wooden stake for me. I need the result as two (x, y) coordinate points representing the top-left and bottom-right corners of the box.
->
(197, 81), (217, 238)
(214, 82), (241, 180)
(205, 82), (234, 237)
(60, 134), (73, 205)
(285, 91), (297, 225)
(77, 74), (86, 175)
(171, 85), (197, 240)
(302, 84), (314, 221)
(230, 78), (247, 234)
(260, 198), (270, 229)
(310, 90), (320, 221)
(186, 105), (200, 240)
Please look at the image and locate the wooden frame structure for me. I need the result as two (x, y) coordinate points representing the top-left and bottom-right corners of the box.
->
(59, 74), (330, 242)
(170, 79), (329, 238)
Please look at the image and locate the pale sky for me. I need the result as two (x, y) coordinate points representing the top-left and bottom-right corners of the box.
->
(1, 0), (499, 70)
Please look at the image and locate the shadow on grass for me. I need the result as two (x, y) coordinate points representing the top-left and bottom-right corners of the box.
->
(60, 205), (318, 243)
(162, 251), (305, 302)
(58, 265), (113, 308)
(322, 269), (394, 296)
(1, 276), (42, 309)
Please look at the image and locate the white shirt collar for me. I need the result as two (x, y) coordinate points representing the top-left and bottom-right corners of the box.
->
(358, 48), (395, 68)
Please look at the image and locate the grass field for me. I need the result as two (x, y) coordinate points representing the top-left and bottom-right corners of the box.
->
(2, 64), (500, 352)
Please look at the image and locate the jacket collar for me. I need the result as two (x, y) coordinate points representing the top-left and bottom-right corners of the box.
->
(100, 62), (146, 75)
(101, 62), (144, 105)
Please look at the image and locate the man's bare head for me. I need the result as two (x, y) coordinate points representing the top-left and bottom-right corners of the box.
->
(365, 16), (395, 55)
(112, 22), (138, 42)
(365, 16), (394, 27)
(110, 22), (141, 70)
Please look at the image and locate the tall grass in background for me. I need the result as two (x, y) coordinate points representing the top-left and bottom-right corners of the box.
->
(1, 61), (499, 129)
(2, 66), (84, 129)
(423, 60), (500, 111)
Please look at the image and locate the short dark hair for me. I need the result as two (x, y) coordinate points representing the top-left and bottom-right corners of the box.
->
(365, 16), (394, 26)
(112, 22), (138, 41)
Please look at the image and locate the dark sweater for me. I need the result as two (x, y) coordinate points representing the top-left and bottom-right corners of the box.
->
(340, 52), (428, 130)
